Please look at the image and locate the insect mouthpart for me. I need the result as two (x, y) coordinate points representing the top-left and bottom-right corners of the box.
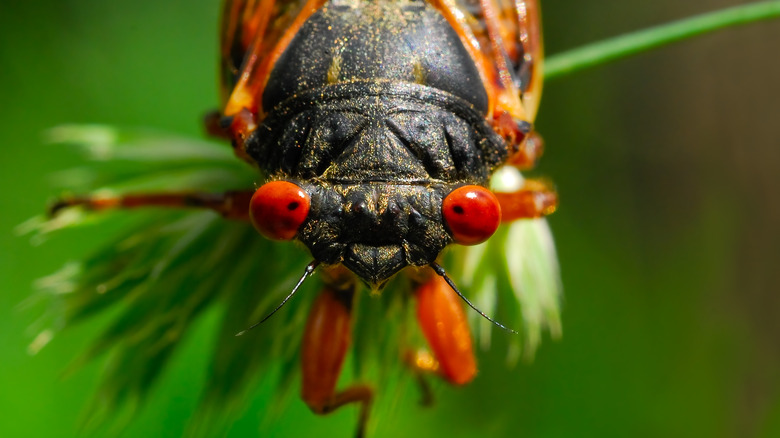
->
(343, 243), (406, 289)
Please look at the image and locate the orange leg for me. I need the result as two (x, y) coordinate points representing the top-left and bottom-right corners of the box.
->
(495, 179), (558, 222)
(203, 106), (258, 164)
(203, 110), (232, 140)
(506, 130), (545, 170)
(301, 288), (372, 438)
(492, 112), (545, 171)
(414, 274), (477, 386)
(49, 190), (253, 221)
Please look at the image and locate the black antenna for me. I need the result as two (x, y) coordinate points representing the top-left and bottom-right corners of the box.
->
(235, 260), (320, 336)
(430, 262), (518, 334)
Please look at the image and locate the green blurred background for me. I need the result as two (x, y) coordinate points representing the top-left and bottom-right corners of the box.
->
(1, 0), (778, 436)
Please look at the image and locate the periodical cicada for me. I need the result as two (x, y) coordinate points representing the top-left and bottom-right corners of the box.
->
(48, 0), (557, 435)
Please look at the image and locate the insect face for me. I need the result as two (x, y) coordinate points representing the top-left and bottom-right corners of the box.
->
(297, 181), (452, 288)
(251, 178), (504, 288)
(244, 80), (508, 288)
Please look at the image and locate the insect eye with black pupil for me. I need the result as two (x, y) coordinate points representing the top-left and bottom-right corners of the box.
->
(250, 181), (311, 241)
(442, 185), (501, 245)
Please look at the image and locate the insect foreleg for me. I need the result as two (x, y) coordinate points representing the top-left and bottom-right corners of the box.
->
(414, 274), (477, 386)
(49, 190), (253, 221)
(301, 286), (373, 438)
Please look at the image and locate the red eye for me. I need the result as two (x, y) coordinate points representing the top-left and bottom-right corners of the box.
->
(442, 185), (501, 245)
(250, 181), (311, 240)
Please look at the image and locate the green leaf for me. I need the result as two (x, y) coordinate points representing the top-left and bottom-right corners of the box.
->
(545, 1), (780, 80)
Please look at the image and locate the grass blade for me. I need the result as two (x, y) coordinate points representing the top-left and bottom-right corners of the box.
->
(545, 1), (780, 80)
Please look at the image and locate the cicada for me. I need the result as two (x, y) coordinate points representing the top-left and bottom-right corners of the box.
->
(51, 0), (556, 435)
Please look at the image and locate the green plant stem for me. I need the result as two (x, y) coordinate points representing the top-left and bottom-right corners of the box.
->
(545, 1), (780, 80)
